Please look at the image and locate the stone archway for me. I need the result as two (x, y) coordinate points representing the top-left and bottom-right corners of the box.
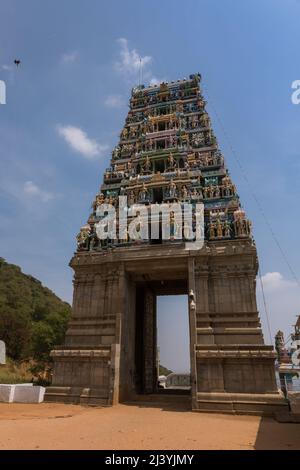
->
(46, 242), (287, 415)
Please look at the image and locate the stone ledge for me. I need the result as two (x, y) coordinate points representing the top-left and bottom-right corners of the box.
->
(195, 350), (276, 359)
(50, 349), (111, 358)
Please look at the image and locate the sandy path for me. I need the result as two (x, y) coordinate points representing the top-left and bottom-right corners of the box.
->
(0, 402), (299, 450)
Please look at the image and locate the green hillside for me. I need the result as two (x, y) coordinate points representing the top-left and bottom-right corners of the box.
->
(0, 257), (71, 363)
(159, 365), (173, 376)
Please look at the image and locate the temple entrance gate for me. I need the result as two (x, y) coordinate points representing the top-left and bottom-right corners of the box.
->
(46, 244), (287, 414)
(45, 74), (287, 414)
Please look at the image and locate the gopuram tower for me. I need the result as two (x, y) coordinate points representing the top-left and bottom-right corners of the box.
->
(46, 74), (287, 414)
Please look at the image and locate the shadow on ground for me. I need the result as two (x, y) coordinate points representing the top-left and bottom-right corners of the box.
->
(254, 417), (300, 450)
(122, 400), (191, 413)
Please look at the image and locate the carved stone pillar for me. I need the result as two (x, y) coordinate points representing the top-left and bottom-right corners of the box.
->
(143, 288), (157, 394)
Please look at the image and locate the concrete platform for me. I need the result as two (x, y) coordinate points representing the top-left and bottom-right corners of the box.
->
(0, 384), (33, 403)
(0, 384), (45, 403)
(13, 385), (45, 403)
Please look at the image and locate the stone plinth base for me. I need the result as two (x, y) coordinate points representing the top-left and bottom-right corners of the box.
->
(194, 391), (288, 415)
(44, 346), (112, 405)
(45, 386), (110, 406)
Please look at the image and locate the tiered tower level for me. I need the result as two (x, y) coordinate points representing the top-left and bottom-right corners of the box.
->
(46, 74), (287, 415)
(76, 73), (251, 249)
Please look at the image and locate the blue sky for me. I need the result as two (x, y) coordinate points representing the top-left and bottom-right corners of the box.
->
(1, 0), (300, 371)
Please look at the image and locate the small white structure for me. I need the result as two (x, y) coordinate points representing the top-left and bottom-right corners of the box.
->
(165, 373), (191, 389)
(158, 375), (167, 388)
(0, 80), (6, 105)
(13, 385), (45, 403)
(0, 383), (45, 403)
(0, 340), (6, 364)
(0, 384), (16, 403)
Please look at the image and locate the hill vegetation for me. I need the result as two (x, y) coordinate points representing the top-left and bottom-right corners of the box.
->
(159, 365), (173, 376)
(0, 258), (71, 368)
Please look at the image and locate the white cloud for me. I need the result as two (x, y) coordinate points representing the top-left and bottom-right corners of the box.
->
(104, 94), (125, 108)
(114, 39), (165, 87)
(23, 181), (53, 202)
(115, 38), (152, 77)
(57, 125), (109, 159)
(257, 272), (300, 343)
(2, 64), (13, 71)
(61, 51), (78, 64)
(149, 76), (165, 86)
(260, 272), (282, 289)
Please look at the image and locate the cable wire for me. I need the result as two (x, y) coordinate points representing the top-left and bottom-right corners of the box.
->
(258, 266), (273, 344)
(202, 84), (300, 291)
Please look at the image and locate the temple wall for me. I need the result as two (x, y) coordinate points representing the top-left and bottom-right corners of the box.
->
(190, 244), (282, 412)
(47, 263), (124, 405)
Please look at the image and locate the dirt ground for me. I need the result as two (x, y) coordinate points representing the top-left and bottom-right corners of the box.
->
(0, 402), (299, 450)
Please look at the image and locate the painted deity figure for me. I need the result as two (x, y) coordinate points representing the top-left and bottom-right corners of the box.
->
(208, 186), (214, 198)
(234, 215), (251, 237)
(200, 112), (210, 127)
(89, 227), (99, 251)
(143, 156), (151, 172)
(214, 186), (221, 198)
(181, 185), (188, 199)
(180, 116), (187, 130)
(168, 179), (177, 199)
(209, 222), (215, 240)
(216, 220), (223, 238)
(113, 145), (121, 159)
(128, 190), (136, 206)
(235, 218), (244, 237)
(121, 128), (128, 139)
(224, 221), (231, 238)
(134, 212), (143, 242)
(223, 186), (231, 197)
(76, 225), (91, 250)
(169, 135), (176, 148)
(130, 127), (137, 138)
(93, 192), (105, 210)
(184, 160), (190, 171)
(170, 211), (179, 240)
(191, 187), (199, 199)
(192, 132), (205, 147)
(167, 153), (175, 169)
(139, 183), (149, 202)
(127, 161), (133, 176)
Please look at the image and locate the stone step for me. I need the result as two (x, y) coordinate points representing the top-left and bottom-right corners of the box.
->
(124, 393), (191, 405)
